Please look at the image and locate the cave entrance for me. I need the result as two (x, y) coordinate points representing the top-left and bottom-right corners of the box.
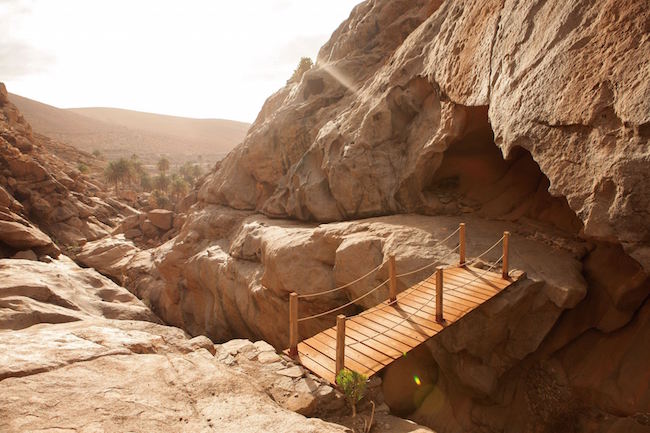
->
(423, 106), (582, 234)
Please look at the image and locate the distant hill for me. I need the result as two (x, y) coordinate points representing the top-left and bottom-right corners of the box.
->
(8, 93), (250, 169)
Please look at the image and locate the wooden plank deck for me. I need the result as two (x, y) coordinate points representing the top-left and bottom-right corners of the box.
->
(292, 265), (518, 384)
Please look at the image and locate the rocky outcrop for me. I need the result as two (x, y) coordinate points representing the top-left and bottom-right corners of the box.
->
(112, 208), (185, 249)
(80, 205), (649, 431)
(0, 82), (131, 257)
(199, 0), (649, 270)
(79, 211), (590, 347)
(0, 208), (58, 257)
(0, 257), (349, 433)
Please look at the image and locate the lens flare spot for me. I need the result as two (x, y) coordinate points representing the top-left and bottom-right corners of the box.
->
(414, 375), (422, 386)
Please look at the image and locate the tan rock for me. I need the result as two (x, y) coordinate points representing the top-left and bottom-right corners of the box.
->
(124, 228), (142, 239)
(10, 250), (37, 261)
(0, 257), (158, 330)
(148, 208), (173, 231)
(0, 186), (15, 208)
(0, 257), (347, 433)
(141, 219), (161, 238)
(0, 82), (8, 104)
(0, 219), (53, 249)
(284, 392), (317, 417)
(76, 235), (140, 281)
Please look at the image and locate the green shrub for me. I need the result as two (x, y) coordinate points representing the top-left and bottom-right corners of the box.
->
(336, 369), (367, 417)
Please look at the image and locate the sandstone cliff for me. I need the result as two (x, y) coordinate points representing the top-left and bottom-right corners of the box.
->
(202, 0), (649, 270)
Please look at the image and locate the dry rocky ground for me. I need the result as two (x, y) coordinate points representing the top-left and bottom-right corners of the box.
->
(1, 0), (649, 432)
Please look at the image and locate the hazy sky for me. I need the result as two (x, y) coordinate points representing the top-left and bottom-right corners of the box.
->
(1, 0), (360, 122)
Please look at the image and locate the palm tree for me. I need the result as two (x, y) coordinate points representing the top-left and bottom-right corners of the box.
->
(104, 161), (121, 192)
(117, 158), (135, 186)
(105, 158), (135, 192)
(152, 189), (170, 209)
(140, 172), (152, 192)
(154, 173), (170, 192)
(170, 175), (188, 202)
(157, 157), (170, 174)
(190, 164), (202, 180)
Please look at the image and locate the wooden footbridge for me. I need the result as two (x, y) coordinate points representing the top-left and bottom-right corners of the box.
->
(285, 224), (522, 385)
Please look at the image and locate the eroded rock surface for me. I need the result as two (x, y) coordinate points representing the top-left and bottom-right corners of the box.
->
(0, 82), (131, 257)
(0, 258), (349, 433)
(199, 0), (649, 269)
(80, 212), (591, 348)
(74, 1), (649, 432)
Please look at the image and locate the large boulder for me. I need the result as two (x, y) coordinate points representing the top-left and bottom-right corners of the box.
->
(147, 208), (174, 231)
(0, 219), (52, 249)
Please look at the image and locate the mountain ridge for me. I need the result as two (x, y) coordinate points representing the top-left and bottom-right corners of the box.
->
(9, 92), (250, 167)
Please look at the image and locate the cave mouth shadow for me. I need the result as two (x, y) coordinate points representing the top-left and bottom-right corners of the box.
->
(422, 105), (583, 235)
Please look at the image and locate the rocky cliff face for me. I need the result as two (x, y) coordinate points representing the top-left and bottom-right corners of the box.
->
(0, 83), (134, 258)
(202, 0), (649, 269)
(75, 1), (648, 432)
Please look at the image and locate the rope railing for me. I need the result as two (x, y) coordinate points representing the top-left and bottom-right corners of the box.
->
(395, 244), (461, 279)
(355, 244), (462, 318)
(298, 239), (462, 323)
(297, 259), (388, 299)
(287, 222), (513, 363)
(465, 234), (505, 264)
(297, 277), (390, 322)
(296, 226), (461, 300)
(348, 254), (505, 348)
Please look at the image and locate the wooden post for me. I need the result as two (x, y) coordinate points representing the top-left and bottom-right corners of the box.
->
(335, 314), (346, 377)
(289, 292), (299, 357)
(388, 255), (397, 303)
(502, 231), (510, 279)
(435, 267), (444, 323)
(459, 223), (466, 266)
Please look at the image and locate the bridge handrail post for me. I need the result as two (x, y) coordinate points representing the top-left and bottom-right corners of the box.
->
(459, 223), (466, 266)
(435, 266), (444, 323)
(388, 255), (397, 303)
(502, 232), (510, 279)
(289, 292), (299, 357)
(335, 314), (346, 378)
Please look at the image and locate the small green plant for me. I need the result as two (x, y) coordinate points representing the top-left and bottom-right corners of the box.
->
(92, 149), (102, 158)
(77, 163), (89, 174)
(336, 369), (368, 417)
